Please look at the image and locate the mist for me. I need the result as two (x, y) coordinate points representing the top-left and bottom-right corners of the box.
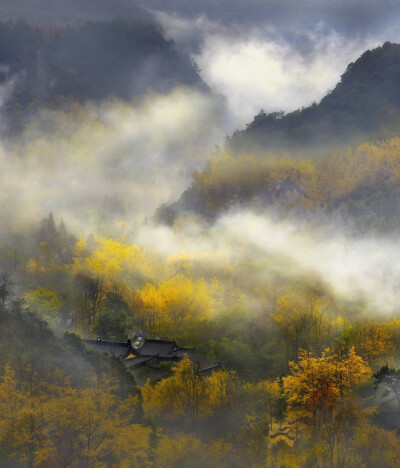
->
(133, 210), (400, 314)
(0, 80), (397, 315)
(0, 87), (225, 235)
(0, 4), (399, 466)
(152, 1), (400, 127)
(0, 0), (152, 24)
(194, 29), (381, 126)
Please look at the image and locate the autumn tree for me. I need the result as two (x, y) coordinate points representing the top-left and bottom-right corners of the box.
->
(142, 355), (208, 424)
(0, 271), (12, 312)
(24, 288), (63, 326)
(154, 433), (233, 468)
(133, 275), (211, 328)
(92, 292), (130, 340)
(75, 271), (105, 329)
(284, 347), (371, 430)
(0, 363), (152, 468)
(142, 355), (236, 425)
(355, 320), (392, 370)
(374, 365), (400, 415)
(272, 292), (329, 361)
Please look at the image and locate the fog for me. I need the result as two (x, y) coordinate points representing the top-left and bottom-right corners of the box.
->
(0, 63), (397, 316)
(146, 0), (400, 35)
(1, 0), (399, 130)
(0, 88), (225, 233)
(194, 30), (380, 126)
(155, 12), (390, 127)
(0, 3), (399, 466)
(133, 210), (400, 314)
(0, 1), (396, 322)
(146, 0), (400, 127)
(0, 0), (152, 24)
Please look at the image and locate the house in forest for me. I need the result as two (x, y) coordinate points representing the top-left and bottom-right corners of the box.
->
(83, 336), (219, 386)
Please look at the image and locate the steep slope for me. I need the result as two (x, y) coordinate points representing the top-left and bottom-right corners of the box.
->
(0, 302), (138, 394)
(0, 0), (152, 26)
(228, 42), (400, 154)
(0, 20), (205, 129)
(157, 137), (400, 233)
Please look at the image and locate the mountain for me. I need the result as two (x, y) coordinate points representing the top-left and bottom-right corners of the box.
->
(0, 20), (205, 130)
(157, 136), (400, 233)
(156, 43), (400, 231)
(0, 0), (153, 25)
(227, 41), (400, 154)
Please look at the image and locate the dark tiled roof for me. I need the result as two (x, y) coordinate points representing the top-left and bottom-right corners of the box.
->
(138, 339), (178, 357)
(189, 351), (216, 369)
(173, 348), (193, 358)
(82, 337), (217, 386)
(200, 364), (222, 375)
(125, 355), (155, 370)
(83, 339), (130, 357)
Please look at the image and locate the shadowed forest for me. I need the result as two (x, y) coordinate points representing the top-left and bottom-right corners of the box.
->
(1, 1), (400, 467)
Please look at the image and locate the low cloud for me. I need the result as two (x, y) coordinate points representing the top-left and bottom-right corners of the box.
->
(194, 26), (381, 127)
(150, 0), (400, 37)
(0, 88), (225, 234)
(135, 210), (400, 313)
(155, 6), (400, 128)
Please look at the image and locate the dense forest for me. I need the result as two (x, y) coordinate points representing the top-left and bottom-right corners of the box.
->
(157, 136), (400, 232)
(1, 200), (400, 466)
(0, 20), (204, 130)
(1, 2), (400, 467)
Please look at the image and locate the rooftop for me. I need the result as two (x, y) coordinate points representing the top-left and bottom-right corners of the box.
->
(83, 336), (217, 386)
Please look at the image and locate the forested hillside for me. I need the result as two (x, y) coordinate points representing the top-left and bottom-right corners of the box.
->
(2, 211), (400, 466)
(228, 42), (400, 154)
(1, 2), (400, 466)
(0, 20), (204, 130)
(157, 136), (400, 232)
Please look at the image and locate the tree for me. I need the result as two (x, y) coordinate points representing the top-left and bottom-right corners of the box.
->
(284, 347), (371, 430)
(142, 356), (236, 425)
(272, 293), (328, 362)
(142, 355), (207, 424)
(355, 320), (392, 370)
(245, 319), (265, 352)
(75, 271), (105, 329)
(0, 271), (11, 311)
(0, 362), (151, 468)
(24, 288), (63, 325)
(133, 275), (211, 328)
(374, 365), (400, 415)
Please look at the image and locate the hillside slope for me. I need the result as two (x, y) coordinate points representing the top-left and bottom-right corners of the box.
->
(0, 20), (205, 129)
(228, 42), (400, 154)
(157, 138), (400, 233)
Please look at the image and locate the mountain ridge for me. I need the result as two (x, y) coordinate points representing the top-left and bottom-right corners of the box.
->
(227, 41), (400, 154)
(156, 43), (400, 230)
(0, 19), (206, 131)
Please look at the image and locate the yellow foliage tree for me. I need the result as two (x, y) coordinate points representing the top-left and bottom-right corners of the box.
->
(134, 274), (211, 327)
(72, 237), (165, 297)
(0, 364), (152, 468)
(142, 355), (235, 424)
(284, 347), (371, 429)
(24, 288), (63, 325)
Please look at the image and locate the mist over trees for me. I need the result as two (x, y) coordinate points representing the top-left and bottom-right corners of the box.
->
(0, 20), (205, 131)
(0, 0), (152, 25)
(1, 2), (400, 467)
(140, 0), (400, 35)
(2, 209), (400, 466)
(157, 136), (400, 234)
(227, 42), (400, 154)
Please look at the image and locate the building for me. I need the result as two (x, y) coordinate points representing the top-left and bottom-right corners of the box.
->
(83, 337), (220, 386)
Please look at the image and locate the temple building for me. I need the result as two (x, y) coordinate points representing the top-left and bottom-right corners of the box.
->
(83, 336), (219, 386)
